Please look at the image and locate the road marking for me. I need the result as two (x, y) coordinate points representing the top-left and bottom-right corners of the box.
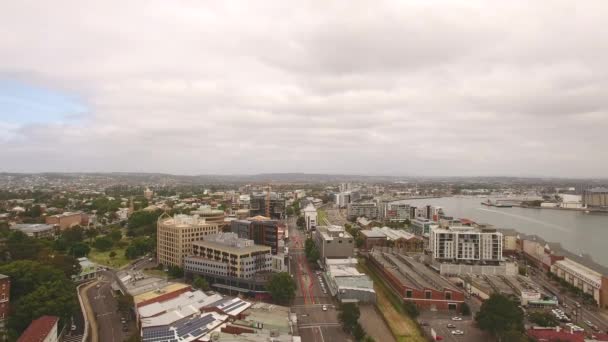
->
(298, 323), (341, 328)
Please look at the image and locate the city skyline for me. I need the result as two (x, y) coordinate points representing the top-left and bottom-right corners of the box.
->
(2, 1), (608, 177)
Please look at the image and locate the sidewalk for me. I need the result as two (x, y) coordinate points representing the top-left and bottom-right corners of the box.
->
(79, 281), (99, 342)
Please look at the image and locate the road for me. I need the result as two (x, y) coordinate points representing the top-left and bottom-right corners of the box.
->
(287, 216), (350, 342)
(530, 271), (608, 332)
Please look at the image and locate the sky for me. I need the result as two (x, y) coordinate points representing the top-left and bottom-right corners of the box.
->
(1, 1), (607, 177)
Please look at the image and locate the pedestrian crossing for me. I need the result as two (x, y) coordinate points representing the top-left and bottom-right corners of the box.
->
(63, 334), (83, 342)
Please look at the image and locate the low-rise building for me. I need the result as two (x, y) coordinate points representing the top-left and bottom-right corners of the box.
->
(368, 251), (465, 311)
(72, 257), (99, 282)
(360, 227), (423, 252)
(45, 211), (84, 230)
(17, 316), (58, 342)
(324, 259), (376, 303)
(551, 258), (606, 307)
(313, 225), (354, 260)
(10, 224), (56, 239)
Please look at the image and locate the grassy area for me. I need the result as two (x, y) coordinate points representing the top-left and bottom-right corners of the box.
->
(359, 259), (426, 342)
(317, 208), (328, 225)
(144, 269), (168, 278)
(88, 247), (130, 268)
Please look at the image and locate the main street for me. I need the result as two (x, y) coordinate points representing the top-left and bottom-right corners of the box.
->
(287, 215), (350, 342)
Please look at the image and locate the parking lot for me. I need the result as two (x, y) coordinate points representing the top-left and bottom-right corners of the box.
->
(419, 311), (495, 342)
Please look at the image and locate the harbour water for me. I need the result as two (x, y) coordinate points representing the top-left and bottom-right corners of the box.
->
(397, 197), (608, 267)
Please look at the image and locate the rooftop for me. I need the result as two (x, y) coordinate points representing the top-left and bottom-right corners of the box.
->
(586, 187), (608, 193)
(134, 283), (191, 305)
(17, 316), (58, 342)
(139, 290), (224, 327)
(10, 223), (54, 233)
(192, 234), (271, 255)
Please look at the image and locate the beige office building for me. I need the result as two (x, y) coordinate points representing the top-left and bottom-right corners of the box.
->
(157, 213), (222, 267)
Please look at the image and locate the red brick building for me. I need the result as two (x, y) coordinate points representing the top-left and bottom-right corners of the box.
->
(45, 212), (84, 230)
(368, 251), (464, 311)
(16, 316), (58, 342)
(0, 274), (10, 337)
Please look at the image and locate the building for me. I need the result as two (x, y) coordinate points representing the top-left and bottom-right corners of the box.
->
(0, 274), (9, 338)
(497, 228), (518, 255)
(411, 218), (438, 237)
(368, 251), (465, 311)
(230, 217), (280, 254)
(313, 225), (354, 260)
(551, 258), (607, 307)
(157, 214), (222, 267)
(189, 206), (225, 224)
(385, 202), (411, 222)
(16, 316), (58, 342)
(583, 187), (608, 208)
(360, 227), (423, 252)
(430, 226), (503, 263)
(45, 212), (83, 230)
(10, 224), (56, 239)
(72, 257), (99, 282)
(185, 233), (272, 280)
(214, 302), (294, 341)
(249, 193), (285, 219)
(347, 202), (379, 220)
(302, 204), (317, 231)
(324, 259), (376, 303)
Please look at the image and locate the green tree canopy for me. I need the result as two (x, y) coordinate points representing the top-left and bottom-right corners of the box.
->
(69, 242), (91, 258)
(193, 276), (210, 291)
(267, 272), (296, 305)
(296, 216), (305, 228)
(338, 303), (361, 334)
(528, 311), (559, 327)
(94, 236), (113, 251)
(475, 293), (524, 339)
(109, 229), (123, 242)
(0, 260), (77, 335)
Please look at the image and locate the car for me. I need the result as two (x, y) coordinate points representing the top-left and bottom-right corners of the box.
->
(322, 305), (327, 311)
(451, 330), (464, 335)
(584, 320), (593, 327)
(121, 317), (126, 324)
(451, 317), (463, 321)
(563, 303), (569, 308)
(447, 324), (456, 328)
(71, 324), (77, 331)
(435, 336), (443, 341)
(122, 325), (129, 332)
(96, 284), (101, 288)
(148, 257), (153, 262)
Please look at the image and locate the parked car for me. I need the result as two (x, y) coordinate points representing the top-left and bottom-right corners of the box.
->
(322, 305), (327, 311)
(451, 317), (463, 321)
(447, 324), (456, 328)
(451, 330), (464, 335)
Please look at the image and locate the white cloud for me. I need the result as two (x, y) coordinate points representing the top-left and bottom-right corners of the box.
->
(1, 0), (607, 177)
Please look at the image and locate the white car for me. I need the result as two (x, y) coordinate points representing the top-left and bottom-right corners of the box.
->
(451, 317), (463, 321)
(451, 330), (464, 335)
(322, 305), (328, 311)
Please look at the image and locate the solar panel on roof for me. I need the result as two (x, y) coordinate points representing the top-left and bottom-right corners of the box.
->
(222, 300), (248, 313)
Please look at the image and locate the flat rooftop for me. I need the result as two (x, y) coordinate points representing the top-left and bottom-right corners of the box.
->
(134, 283), (191, 305)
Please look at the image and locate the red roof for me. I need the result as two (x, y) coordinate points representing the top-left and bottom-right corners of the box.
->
(17, 316), (59, 342)
(527, 329), (585, 342)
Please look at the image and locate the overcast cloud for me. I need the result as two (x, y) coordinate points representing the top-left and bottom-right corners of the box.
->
(1, 1), (607, 177)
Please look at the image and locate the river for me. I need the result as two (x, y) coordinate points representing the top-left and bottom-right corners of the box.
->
(396, 197), (608, 267)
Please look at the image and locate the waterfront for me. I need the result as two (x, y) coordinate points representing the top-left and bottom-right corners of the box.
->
(398, 197), (608, 267)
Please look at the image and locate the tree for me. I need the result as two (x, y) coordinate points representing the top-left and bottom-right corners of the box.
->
(94, 237), (113, 251)
(117, 294), (134, 314)
(0, 261), (78, 336)
(266, 272), (296, 305)
(460, 302), (471, 316)
(528, 312), (559, 327)
(109, 251), (117, 259)
(85, 228), (99, 242)
(62, 226), (85, 244)
(193, 276), (210, 291)
(353, 323), (365, 341)
(338, 303), (360, 334)
(286, 206), (295, 216)
(109, 229), (123, 243)
(69, 242), (91, 258)
(475, 293), (524, 339)
(296, 216), (305, 228)
(403, 301), (419, 318)
(167, 265), (184, 278)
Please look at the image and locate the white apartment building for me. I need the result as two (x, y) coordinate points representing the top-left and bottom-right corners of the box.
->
(347, 202), (379, 220)
(430, 226), (503, 262)
(303, 203), (318, 231)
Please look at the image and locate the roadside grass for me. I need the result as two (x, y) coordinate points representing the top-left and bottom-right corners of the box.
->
(359, 259), (426, 342)
(317, 209), (328, 225)
(143, 269), (167, 278)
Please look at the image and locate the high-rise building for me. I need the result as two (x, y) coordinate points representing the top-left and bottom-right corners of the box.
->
(303, 204), (318, 231)
(430, 226), (503, 262)
(230, 217), (280, 254)
(249, 193), (285, 219)
(157, 214), (223, 267)
(347, 202), (379, 220)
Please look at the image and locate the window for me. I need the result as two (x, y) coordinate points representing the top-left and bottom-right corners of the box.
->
(406, 290), (413, 298)
(445, 291), (452, 300)
(425, 291), (432, 299)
